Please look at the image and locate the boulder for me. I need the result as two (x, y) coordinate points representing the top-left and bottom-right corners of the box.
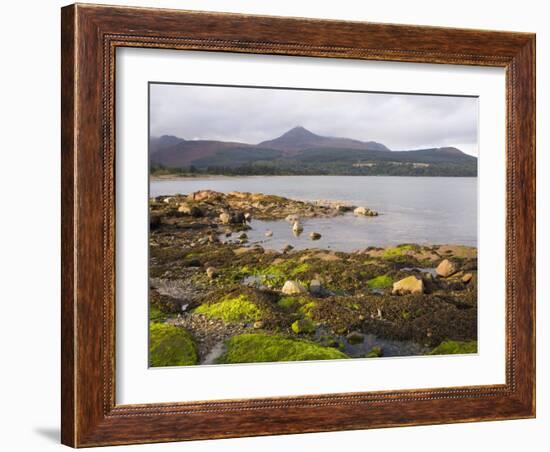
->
(238, 233), (248, 240)
(310, 232), (322, 240)
(436, 259), (458, 278)
(178, 203), (203, 216)
(392, 276), (424, 295)
(244, 212), (252, 222)
(462, 273), (473, 283)
(253, 320), (264, 329)
(178, 203), (191, 214)
(282, 244), (294, 253)
(354, 206), (379, 216)
(354, 206), (369, 216)
(231, 211), (246, 224)
(309, 279), (322, 295)
(346, 331), (365, 345)
(189, 190), (220, 202)
(265, 230), (273, 237)
(219, 212), (231, 224)
(292, 221), (303, 234)
(285, 214), (300, 223)
(233, 247), (254, 256)
(281, 280), (307, 295)
(206, 267), (218, 279)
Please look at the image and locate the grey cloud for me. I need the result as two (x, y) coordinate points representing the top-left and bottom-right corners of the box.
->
(150, 83), (478, 155)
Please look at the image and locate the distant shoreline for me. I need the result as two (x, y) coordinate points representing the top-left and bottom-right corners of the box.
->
(150, 174), (233, 181)
(150, 173), (478, 181)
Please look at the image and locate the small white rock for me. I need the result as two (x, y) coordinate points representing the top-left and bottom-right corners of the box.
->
(281, 280), (307, 295)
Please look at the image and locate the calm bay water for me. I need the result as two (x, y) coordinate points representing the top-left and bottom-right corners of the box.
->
(151, 176), (477, 251)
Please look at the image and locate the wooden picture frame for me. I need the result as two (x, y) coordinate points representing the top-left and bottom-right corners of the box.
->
(61, 3), (535, 447)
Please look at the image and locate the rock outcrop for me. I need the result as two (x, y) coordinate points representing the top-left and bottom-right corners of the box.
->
(392, 276), (424, 295)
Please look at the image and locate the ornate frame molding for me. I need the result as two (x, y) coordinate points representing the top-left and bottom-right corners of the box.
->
(62, 4), (535, 447)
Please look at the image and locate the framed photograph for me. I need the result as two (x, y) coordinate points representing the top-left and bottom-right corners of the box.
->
(61, 4), (536, 447)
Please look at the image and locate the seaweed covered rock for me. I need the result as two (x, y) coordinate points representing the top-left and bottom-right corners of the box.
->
(367, 275), (393, 289)
(291, 318), (315, 334)
(194, 294), (263, 323)
(149, 323), (198, 367)
(429, 340), (477, 355)
(346, 331), (365, 344)
(366, 346), (383, 358)
(217, 333), (348, 364)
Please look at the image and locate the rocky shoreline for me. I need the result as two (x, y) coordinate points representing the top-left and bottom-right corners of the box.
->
(148, 190), (478, 366)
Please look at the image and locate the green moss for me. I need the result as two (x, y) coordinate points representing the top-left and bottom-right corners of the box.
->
(217, 265), (254, 285)
(149, 323), (198, 367)
(290, 262), (311, 275)
(291, 318), (315, 334)
(367, 274), (393, 289)
(255, 260), (310, 288)
(298, 301), (317, 319)
(194, 294), (262, 323)
(278, 296), (300, 311)
(217, 333), (349, 364)
(149, 304), (169, 323)
(429, 340), (478, 355)
(366, 346), (383, 358)
(382, 244), (413, 259)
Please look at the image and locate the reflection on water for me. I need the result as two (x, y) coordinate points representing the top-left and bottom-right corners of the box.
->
(152, 175), (477, 248)
(312, 327), (429, 358)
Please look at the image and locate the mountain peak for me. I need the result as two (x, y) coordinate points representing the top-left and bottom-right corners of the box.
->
(258, 126), (389, 153)
(437, 146), (464, 155)
(281, 126), (318, 138)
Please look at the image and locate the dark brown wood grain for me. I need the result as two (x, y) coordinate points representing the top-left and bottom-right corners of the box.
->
(61, 3), (536, 447)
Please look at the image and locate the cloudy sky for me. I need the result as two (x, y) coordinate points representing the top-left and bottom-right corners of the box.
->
(150, 83), (478, 156)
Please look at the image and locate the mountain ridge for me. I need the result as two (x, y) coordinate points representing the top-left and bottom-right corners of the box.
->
(149, 126), (477, 176)
(258, 126), (389, 154)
